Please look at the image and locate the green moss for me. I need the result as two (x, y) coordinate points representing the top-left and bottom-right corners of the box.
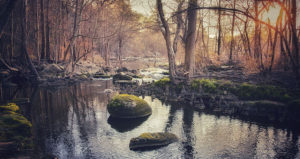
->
(231, 83), (291, 102)
(218, 80), (233, 90)
(107, 94), (152, 118)
(139, 132), (177, 140)
(154, 77), (171, 88)
(0, 103), (20, 112)
(0, 103), (32, 151)
(129, 132), (178, 150)
(191, 79), (217, 93)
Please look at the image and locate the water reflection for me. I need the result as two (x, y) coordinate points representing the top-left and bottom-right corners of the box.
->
(0, 81), (300, 158)
(108, 116), (150, 132)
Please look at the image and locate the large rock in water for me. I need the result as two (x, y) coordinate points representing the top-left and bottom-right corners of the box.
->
(107, 94), (152, 118)
(129, 132), (178, 150)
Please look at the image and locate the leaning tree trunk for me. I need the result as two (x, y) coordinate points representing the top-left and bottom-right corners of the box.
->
(184, 0), (197, 78)
(156, 0), (177, 82)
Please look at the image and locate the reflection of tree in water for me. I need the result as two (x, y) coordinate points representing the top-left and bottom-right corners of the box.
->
(27, 80), (114, 158)
(164, 102), (195, 159)
(182, 106), (194, 159)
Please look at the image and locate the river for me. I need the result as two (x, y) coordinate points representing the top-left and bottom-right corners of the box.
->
(1, 80), (300, 159)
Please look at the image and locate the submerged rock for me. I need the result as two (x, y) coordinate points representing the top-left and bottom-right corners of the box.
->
(107, 94), (152, 118)
(129, 132), (178, 150)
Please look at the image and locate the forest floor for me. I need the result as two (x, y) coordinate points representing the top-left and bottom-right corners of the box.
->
(198, 63), (300, 89)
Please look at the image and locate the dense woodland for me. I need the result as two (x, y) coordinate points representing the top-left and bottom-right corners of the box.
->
(0, 0), (299, 82)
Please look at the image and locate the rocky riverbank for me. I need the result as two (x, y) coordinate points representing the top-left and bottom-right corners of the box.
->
(124, 77), (300, 127)
(0, 61), (145, 87)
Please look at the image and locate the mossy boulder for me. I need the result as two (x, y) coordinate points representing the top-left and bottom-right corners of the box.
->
(129, 132), (178, 150)
(107, 94), (152, 118)
(0, 103), (32, 151)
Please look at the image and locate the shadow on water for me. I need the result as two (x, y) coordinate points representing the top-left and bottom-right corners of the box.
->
(108, 116), (150, 133)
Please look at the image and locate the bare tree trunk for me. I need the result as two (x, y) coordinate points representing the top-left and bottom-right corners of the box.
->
(184, 0), (197, 78)
(291, 0), (299, 78)
(217, 0), (221, 56)
(156, 0), (177, 82)
(173, 0), (184, 55)
(244, 16), (251, 57)
(254, 0), (261, 60)
(36, 0), (40, 63)
(63, 0), (81, 62)
(45, 0), (50, 62)
(118, 36), (123, 67)
(0, 0), (19, 39)
(23, 0), (40, 79)
(229, 0), (236, 62)
(40, 0), (45, 60)
(10, 12), (14, 64)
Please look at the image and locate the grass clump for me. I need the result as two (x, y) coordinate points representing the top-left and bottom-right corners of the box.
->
(154, 77), (171, 88)
(191, 79), (217, 93)
(231, 83), (291, 102)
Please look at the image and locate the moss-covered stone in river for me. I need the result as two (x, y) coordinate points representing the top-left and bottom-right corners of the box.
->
(107, 94), (152, 118)
(0, 103), (32, 151)
(129, 132), (178, 150)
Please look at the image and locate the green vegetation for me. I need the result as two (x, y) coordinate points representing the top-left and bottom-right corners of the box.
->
(154, 77), (171, 88)
(107, 94), (152, 118)
(231, 83), (292, 102)
(0, 103), (20, 112)
(0, 103), (32, 150)
(191, 79), (217, 93)
(139, 132), (178, 141)
(129, 132), (178, 150)
(153, 77), (298, 103)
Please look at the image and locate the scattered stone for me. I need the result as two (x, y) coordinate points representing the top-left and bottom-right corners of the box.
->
(129, 132), (178, 150)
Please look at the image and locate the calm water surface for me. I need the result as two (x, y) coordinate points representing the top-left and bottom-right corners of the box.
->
(2, 80), (300, 159)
